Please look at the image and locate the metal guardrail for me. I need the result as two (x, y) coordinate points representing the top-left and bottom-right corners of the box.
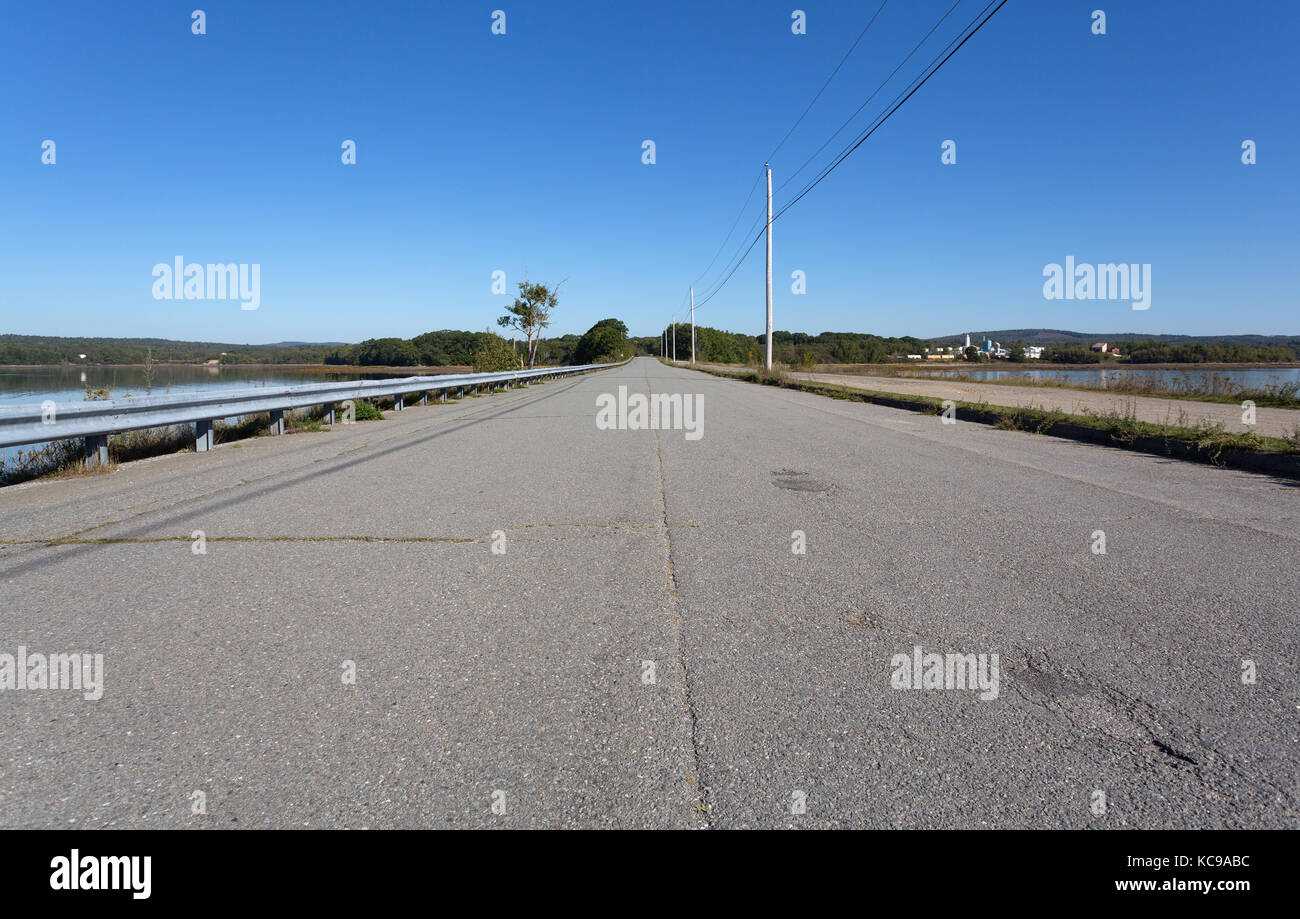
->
(0, 360), (624, 466)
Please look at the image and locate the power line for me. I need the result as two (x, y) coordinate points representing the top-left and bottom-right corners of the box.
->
(773, 0), (1007, 224)
(693, 0), (1007, 312)
(688, 167), (765, 289)
(690, 0), (892, 300)
(694, 0), (966, 311)
(766, 0), (891, 163)
(774, 0), (965, 198)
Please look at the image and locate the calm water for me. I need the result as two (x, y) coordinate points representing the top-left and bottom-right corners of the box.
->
(910, 366), (1300, 389)
(0, 364), (431, 407)
(0, 365), (446, 466)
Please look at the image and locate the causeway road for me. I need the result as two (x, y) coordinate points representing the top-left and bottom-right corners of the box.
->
(1, 357), (1296, 828)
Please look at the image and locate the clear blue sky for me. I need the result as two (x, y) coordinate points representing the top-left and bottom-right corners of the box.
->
(2, 0), (1296, 343)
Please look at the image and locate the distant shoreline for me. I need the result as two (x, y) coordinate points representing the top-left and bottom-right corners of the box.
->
(808, 361), (1300, 374)
(897, 361), (1300, 372)
(4, 360), (1300, 372)
(0, 363), (475, 374)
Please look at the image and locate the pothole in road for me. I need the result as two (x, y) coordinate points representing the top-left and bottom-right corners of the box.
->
(771, 469), (833, 493)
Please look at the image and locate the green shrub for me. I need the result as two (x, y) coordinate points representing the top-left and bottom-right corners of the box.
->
(472, 332), (520, 372)
(352, 400), (383, 421)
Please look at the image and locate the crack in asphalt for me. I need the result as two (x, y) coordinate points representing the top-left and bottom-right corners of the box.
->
(1010, 651), (1298, 820)
(0, 521), (660, 548)
(644, 364), (712, 828)
(0, 374), (602, 580)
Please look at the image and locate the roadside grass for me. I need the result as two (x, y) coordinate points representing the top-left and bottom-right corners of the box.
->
(287, 413), (324, 432)
(0, 440), (102, 485)
(681, 362), (1300, 460)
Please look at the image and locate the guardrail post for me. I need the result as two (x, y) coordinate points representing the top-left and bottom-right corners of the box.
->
(83, 435), (108, 469)
(195, 420), (215, 452)
(322, 403), (335, 424)
(440, 389), (446, 403)
(393, 395), (404, 412)
(416, 392), (427, 406)
(268, 410), (284, 435)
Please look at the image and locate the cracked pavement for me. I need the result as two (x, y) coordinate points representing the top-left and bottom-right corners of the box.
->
(1, 356), (1297, 827)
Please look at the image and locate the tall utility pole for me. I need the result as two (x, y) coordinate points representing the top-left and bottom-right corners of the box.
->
(671, 316), (676, 362)
(764, 162), (773, 371)
(690, 287), (695, 364)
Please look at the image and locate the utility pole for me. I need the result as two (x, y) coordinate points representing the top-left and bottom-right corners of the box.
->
(690, 287), (695, 364)
(765, 162), (773, 371)
(671, 316), (676, 362)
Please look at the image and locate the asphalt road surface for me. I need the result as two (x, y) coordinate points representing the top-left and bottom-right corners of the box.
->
(1, 357), (1296, 828)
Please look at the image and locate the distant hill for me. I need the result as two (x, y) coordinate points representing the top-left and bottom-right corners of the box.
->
(934, 329), (1300, 348)
(265, 341), (348, 347)
(0, 335), (343, 365)
(0, 331), (584, 368)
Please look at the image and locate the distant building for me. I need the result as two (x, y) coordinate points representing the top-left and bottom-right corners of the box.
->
(1090, 342), (1108, 352)
(1024, 346), (1045, 359)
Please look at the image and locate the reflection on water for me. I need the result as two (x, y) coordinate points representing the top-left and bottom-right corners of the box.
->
(0, 364), (422, 407)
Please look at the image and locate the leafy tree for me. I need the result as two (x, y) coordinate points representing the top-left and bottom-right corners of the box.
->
(573, 319), (629, 364)
(410, 330), (482, 366)
(356, 337), (420, 366)
(472, 331), (519, 372)
(534, 334), (580, 365)
(498, 279), (562, 368)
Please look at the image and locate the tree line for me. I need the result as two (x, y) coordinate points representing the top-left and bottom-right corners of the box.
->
(6, 325), (1293, 370)
(1040, 341), (1297, 364)
(0, 335), (335, 365)
(643, 326), (932, 365)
